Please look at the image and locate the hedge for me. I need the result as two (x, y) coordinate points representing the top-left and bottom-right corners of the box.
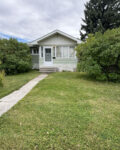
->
(76, 28), (120, 81)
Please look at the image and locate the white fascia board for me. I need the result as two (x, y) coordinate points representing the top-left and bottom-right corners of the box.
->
(28, 29), (81, 46)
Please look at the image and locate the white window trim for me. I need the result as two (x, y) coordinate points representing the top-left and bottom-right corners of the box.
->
(55, 46), (56, 57)
(39, 46), (44, 58)
(31, 49), (33, 55)
(39, 46), (41, 58)
(53, 46), (56, 57)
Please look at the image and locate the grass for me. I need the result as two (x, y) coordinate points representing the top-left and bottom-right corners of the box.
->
(0, 70), (39, 98)
(0, 72), (120, 150)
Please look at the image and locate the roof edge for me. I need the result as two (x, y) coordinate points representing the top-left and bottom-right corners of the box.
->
(28, 30), (81, 45)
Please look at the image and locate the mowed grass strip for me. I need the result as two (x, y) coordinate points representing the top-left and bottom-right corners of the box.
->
(0, 70), (39, 98)
(0, 72), (120, 150)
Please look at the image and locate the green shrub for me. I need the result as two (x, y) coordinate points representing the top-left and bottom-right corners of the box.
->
(0, 61), (5, 86)
(0, 38), (31, 75)
(76, 28), (120, 81)
(0, 70), (5, 86)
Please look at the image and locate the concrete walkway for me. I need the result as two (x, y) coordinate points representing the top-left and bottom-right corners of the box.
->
(0, 74), (48, 117)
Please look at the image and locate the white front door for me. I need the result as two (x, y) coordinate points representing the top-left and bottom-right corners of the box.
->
(44, 47), (53, 66)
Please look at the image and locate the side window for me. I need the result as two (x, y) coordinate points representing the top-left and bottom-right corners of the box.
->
(41, 46), (43, 57)
(30, 49), (33, 54)
(32, 48), (39, 55)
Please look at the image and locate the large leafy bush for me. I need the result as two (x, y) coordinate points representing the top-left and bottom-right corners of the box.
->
(0, 61), (5, 86)
(0, 38), (31, 75)
(0, 70), (5, 86)
(76, 28), (120, 81)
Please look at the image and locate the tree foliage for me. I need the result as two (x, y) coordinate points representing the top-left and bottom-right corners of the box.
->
(0, 61), (5, 86)
(76, 28), (120, 81)
(0, 38), (31, 75)
(80, 0), (120, 40)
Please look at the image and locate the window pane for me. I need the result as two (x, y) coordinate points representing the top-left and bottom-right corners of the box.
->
(63, 47), (68, 58)
(41, 46), (43, 57)
(69, 46), (75, 58)
(30, 49), (33, 54)
(33, 48), (38, 54)
(56, 46), (62, 57)
(34, 49), (36, 54)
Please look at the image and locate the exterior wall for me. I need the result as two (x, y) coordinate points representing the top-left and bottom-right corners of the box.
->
(53, 58), (77, 71)
(39, 34), (76, 46)
(32, 50), (77, 71)
(39, 58), (77, 72)
(31, 33), (78, 71)
(39, 57), (44, 68)
(32, 54), (39, 69)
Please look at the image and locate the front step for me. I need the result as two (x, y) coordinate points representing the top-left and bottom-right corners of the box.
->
(39, 67), (59, 73)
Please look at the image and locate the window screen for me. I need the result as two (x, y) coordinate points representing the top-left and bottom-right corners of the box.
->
(62, 46), (68, 58)
(69, 46), (75, 58)
(56, 46), (62, 58)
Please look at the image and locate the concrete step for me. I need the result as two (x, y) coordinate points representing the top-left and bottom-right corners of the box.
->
(40, 67), (59, 73)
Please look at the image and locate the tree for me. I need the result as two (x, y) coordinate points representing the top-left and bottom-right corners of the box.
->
(76, 28), (120, 81)
(80, 0), (120, 40)
(0, 38), (31, 75)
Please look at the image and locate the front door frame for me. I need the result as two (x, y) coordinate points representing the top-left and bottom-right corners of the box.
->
(43, 46), (53, 66)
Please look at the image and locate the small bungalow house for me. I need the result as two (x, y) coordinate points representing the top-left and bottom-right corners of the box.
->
(28, 30), (80, 72)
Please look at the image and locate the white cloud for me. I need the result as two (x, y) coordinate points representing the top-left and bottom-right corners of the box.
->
(0, 0), (89, 41)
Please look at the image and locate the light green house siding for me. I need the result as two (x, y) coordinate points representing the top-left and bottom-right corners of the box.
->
(32, 55), (39, 69)
(53, 58), (77, 64)
(32, 55), (77, 70)
(32, 55), (39, 64)
(29, 30), (80, 71)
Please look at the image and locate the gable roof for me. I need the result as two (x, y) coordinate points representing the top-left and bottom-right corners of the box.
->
(28, 30), (81, 46)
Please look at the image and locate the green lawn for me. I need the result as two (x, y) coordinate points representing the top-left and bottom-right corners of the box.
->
(0, 72), (120, 150)
(0, 70), (39, 98)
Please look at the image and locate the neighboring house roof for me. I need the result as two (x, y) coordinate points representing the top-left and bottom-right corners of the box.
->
(28, 29), (81, 46)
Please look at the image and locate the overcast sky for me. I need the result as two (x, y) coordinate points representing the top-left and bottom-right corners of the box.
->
(0, 0), (89, 41)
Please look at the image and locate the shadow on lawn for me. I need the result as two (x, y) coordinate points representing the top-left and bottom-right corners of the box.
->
(57, 72), (118, 85)
(76, 72), (120, 85)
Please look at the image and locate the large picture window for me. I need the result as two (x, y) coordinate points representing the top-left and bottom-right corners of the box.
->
(56, 46), (75, 58)
(62, 46), (68, 58)
(69, 46), (75, 58)
(56, 46), (62, 58)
